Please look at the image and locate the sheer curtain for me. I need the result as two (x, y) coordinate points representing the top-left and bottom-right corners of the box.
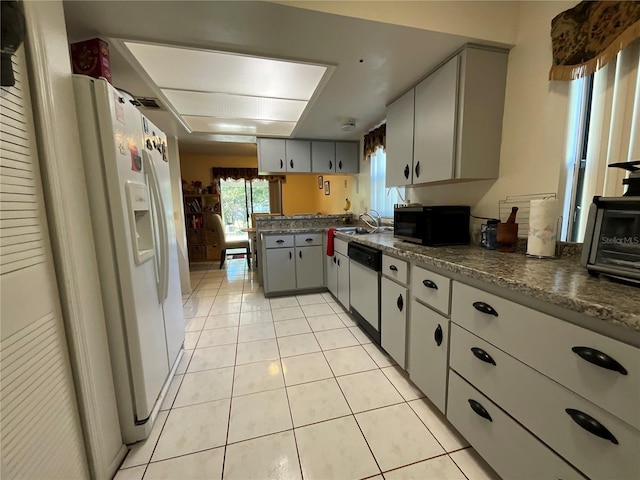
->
(576, 39), (640, 241)
(370, 146), (403, 218)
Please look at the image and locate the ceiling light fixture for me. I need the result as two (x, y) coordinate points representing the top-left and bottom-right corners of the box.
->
(340, 118), (357, 131)
(122, 41), (333, 137)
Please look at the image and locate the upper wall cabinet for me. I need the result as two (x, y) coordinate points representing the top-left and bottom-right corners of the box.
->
(260, 138), (359, 174)
(386, 45), (509, 187)
(258, 139), (311, 173)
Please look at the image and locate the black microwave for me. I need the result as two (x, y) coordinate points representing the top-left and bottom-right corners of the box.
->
(581, 196), (640, 284)
(394, 205), (470, 246)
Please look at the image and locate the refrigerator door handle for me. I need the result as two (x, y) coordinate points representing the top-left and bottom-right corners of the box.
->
(142, 151), (169, 301)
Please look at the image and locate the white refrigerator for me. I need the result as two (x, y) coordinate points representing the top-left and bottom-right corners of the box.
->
(73, 75), (185, 443)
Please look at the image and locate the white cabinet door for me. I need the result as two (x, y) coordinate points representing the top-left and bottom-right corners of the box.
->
(336, 253), (350, 308)
(265, 248), (296, 292)
(326, 254), (338, 297)
(409, 300), (448, 413)
(385, 89), (414, 187)
(311, 141), (335, 173)
(295, 245), (324, 289)
(381, 278), (407, 368)
(335, 142), (359, 173)
(258, 138), (287, 173)
(414, 55), (459, 184)
(286, 140), (311, 172)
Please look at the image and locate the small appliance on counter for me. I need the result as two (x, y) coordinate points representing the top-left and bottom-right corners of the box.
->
(394, 204), (470, 246)
(581, 161), (640, 284)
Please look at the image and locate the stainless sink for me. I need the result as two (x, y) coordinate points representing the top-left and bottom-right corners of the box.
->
(335, 227), (371, 235)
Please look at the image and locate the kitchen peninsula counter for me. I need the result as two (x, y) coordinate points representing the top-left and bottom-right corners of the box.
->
(336, 232), (640, 344)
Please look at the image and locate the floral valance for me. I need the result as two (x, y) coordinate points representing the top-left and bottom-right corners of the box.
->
(363, 124), (386, 159)
(550, 1), (640, 81)
(211, 168), (285, 182)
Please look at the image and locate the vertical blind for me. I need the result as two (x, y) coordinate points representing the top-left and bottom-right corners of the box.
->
(575, 39), (640, 240)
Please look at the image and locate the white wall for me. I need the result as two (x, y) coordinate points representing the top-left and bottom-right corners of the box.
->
(277, 1), (519, 45)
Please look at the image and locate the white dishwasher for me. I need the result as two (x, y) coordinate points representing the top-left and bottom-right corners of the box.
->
(348, 242), (382, 344)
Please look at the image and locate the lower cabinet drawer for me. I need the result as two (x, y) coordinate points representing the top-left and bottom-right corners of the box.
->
(334, 238), (348, 257)
(264, 234), (294, 248)
(450, 323), (640, 480)
(447, 371), (586, 480)
(295, 232), (323, 247)
(411, 265), (451, 315)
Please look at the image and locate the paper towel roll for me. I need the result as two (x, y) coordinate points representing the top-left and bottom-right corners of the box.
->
(527, 199), (559, 257)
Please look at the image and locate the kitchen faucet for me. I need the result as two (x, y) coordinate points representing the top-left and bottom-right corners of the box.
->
(359, 210), (381, 230)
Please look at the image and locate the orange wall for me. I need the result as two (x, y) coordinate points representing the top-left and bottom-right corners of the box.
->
(179, 154), (258, 186)
(281, 173), (355, 215)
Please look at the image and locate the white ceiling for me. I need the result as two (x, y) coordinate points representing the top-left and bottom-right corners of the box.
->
(62, 1), (498, 155)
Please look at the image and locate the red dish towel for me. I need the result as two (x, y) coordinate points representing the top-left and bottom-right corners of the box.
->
(327, 227), (337, 256)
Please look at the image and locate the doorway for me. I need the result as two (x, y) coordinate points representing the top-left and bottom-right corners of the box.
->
(219, 178), (270, 241)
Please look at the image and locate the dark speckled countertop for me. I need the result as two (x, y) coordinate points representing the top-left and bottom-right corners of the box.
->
(336, 232), (640, 335)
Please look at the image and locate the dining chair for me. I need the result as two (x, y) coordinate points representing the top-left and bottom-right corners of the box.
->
(211, 214), (251, 269)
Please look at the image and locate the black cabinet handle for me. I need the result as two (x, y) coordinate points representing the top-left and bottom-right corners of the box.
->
(305, 238), (314, 242)
(422, 279), (438, 290)
(280, 159), (283, 169)
(289, 251), (292, 259)
(415, 161), (420, 178)
(434, 324), (443, 346)
(404, 164), (410, 179)
(337, 258), (340, 266)
(333, 256), (337, 264)
(338, 160), (343, 170)
(299, 250), (302, 259)
(290, 159), (294, 169)
(329, 160), (333, 170)
(468, 399), (492, 422)
(472, 301), (499, 317)
(276, 239), (285, 244)
(572, 347), (628, 375)
(389, 265), (398, 272)
(397, 294), (404, 312)
(565, 408), (618, 444)
(471, 347), (496, 366)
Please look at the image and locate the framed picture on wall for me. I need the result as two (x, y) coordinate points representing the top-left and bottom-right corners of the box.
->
(318, 175), (323, 189)
(324, 181), (330, 195)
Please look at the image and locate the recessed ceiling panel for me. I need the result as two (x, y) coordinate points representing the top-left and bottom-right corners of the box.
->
(161, 89), (306, 121)
(184, 116), (296, 137)
(124, 41), (328, 100)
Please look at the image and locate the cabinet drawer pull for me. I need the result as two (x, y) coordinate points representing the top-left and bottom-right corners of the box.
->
(305, 238), (314, 242)
(565, 408), (618, 445)
(468, 399), (492, 422)
(276, 239), (285, 244)
(471, 347), (496, 366)
(422, 279), (438, 289)
(389, 265), (398, 272)
(571, 346), (628, 375)
(333, 256), (337, 264)
(329, 160), (333, 170)
(404, 164), (410, 179)
(299, 250), (302, 259)
(397, 294), (404, 312)
(472, 301), (499, 317)
(290, 159), (294, 169)
(280, 159), (283, 169)
(337, 258), (340, 266)
(289, 251), (292, 259)
(434, 324), (443, 346)
(415, 161), (420, 178)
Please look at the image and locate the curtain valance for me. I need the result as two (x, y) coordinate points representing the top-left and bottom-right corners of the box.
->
(363, 124), (386, 159)
(211, 168), (285, 182)
(550, 1), (640, 81)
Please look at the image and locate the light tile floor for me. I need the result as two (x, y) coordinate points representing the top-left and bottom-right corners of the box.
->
(115, 259), (501, 480)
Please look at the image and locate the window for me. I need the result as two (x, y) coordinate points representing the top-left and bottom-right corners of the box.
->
(562, 39), (640, 242)
(370, 146), (404, 218)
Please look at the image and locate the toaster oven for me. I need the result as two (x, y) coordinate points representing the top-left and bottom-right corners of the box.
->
(581, 196), (640, 284)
